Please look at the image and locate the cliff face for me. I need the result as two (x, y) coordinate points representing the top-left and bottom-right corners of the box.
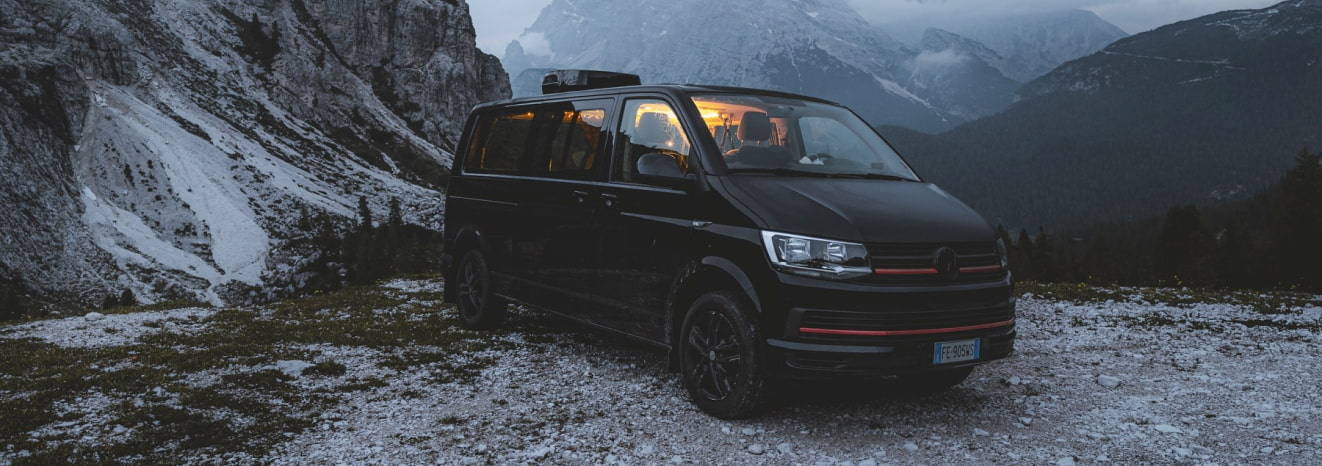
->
(0, 0), (509, 306)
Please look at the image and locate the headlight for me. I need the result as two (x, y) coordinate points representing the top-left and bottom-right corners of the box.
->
(995, 238), (1009, 269)
(761, 231), (870, 279)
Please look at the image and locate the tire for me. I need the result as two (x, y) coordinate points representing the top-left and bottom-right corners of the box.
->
(678, 290), (770, 419)
(454, 249), (504, 329)
(896, 367), (974, 395)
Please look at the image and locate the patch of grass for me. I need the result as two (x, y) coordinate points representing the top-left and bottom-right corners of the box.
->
(101, 299), (213, 316)
(305, 360), (347, 377)
(0, 279), (501, 462)
(221, 370), (294, 393)
(437, 415), (466, 425)
(319, 377), (389, 393)
(1019, 281), (1321, 314)
(1116, 314), (1178, 329)
(1017, 282), (1129, 304)
(381, 350), (498, 384)
(1231, 319), (1320, 331)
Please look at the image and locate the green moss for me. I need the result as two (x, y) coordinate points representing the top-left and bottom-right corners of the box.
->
(0, 279), (500, 462)
(305, 360), (347, 377)
(99, 299), (213, 316)
(1019, 281), (1320, 314)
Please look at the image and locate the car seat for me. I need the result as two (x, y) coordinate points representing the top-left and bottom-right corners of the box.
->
(728, 112), (791, 167)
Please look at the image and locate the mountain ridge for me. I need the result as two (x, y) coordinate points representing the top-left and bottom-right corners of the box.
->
(882, 9), (1129, 82)
(885, 0), (1322, 230)
(501, 0), (1020, 132)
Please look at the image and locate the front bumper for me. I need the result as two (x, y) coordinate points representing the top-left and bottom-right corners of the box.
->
(757, 272), (1016, 379)
(764, 324), (1015, 379)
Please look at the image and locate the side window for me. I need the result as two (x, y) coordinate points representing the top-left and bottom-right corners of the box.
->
(546, 102), (609, 180)
(465, 109), (535, 174)
(464, 102), (611, 179)
(615, 99), (692, 183)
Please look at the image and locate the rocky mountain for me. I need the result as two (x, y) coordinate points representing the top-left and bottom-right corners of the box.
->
(908, 28), (1020, 122)
(501, 0), (1020, 132)
(885, 0), (1322, 231)
(885, 9), (1130, 82)
(0, 0), (508, 307)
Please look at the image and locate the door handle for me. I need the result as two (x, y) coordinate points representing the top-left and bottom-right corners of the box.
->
(600, 192), (619, 208)
(571, 189), (590, 203)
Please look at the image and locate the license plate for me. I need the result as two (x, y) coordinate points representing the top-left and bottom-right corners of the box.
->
(933, 339), (980, 365)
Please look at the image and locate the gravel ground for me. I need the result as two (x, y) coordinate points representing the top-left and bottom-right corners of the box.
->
(2, 279), (1320, 465)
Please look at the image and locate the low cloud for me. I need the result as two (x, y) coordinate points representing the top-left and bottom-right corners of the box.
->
(847, 0), (1279, 33)
(470, 0), (554, 55)
(517, 32), (553, 57)
(914, 49), (970, 67)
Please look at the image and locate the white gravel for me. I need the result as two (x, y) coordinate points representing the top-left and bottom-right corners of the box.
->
(261, 286), (1322, 464)
(4, 280), (1320, 465)
(0, 307), (215, 348)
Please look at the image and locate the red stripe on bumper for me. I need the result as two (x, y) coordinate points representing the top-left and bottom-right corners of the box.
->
(799, 319), (1015, 337)
(873, 268), (939, 275)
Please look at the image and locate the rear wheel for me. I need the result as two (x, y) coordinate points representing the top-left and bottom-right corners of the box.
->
(679, 290), (770, 419)
(455, 250), (504, 329)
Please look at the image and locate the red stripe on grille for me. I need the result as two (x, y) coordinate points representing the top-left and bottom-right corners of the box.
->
(799, 319), (1014, 336)
(959, 265), (1002, 274)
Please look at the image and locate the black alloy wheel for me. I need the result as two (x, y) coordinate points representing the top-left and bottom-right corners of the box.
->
(679, 290), (769, 419)
(455, 249), (504, 329)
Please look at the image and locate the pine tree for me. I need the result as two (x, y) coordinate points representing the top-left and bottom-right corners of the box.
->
(1213, 221), (1253, 287)
(388, 197), (404, 227)
(101, 294), (118, 310)
(1015, 229), (1035, 281)
(1272, 148), (1322, 288)
(1155, 205), (1211, 284)
(266, 21), (282, 65)
(0, 279), (29, 321)
(235, 13), (280, 68)
(1033, 228), (1056, 281)
(357, 196), (373, 229)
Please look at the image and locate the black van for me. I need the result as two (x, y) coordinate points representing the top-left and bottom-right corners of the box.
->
(442, 70), (1015, 418)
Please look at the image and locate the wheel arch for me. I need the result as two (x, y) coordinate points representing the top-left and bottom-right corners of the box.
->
(444, 224), (488, 303)
(664, 256), (763, 369)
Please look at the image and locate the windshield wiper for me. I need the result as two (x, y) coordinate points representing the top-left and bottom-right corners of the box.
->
(727, 168), (832, 177)
(728, 168), (916, 181)
(824, 173), (915, 182)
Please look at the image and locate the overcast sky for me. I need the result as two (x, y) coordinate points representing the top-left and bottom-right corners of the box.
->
(470, 0), (1280, 56)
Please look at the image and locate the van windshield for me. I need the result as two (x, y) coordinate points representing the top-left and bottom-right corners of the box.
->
(690, 94), (919, 181)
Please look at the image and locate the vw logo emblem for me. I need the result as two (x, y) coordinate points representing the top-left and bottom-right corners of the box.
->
(933, 247), (959, 280)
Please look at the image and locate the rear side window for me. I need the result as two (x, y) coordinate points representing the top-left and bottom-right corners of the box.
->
(546, 102), (610, 180)
(465, 109), (535, 173)
(464, 100), (612, 180)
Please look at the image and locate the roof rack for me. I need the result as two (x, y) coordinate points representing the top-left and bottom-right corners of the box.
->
(542, 70), (641, 95)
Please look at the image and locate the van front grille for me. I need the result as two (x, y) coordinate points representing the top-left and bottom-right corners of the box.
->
(859, 242), (1004, 285)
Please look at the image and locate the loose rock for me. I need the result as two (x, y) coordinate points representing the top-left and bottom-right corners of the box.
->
(1096, 375), (1122, 388)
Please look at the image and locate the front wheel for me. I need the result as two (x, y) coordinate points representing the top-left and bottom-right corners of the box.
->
(679, 290), (770, 419)
(454, 250), (504, 329)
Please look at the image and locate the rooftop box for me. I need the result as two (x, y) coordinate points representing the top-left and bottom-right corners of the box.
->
(542, 70), (641, 95)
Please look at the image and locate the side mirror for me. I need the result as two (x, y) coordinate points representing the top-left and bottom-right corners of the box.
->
(636, 153), (686, 181)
